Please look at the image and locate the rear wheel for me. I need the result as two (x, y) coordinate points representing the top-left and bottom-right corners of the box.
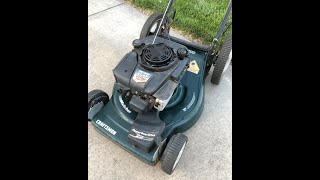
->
(140, 12), (170, 39)
(161, 133), (188, 175)
(211, 33), (232, 85)
(88, 89), (109, 121)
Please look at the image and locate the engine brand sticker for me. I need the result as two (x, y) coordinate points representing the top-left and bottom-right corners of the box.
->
(132, 69), (152, 83)
(187, 60), (200, 74)
(95, 119), (117, 135)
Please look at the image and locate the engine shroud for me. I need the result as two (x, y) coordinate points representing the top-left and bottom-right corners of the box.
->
(140, 43), (177, 70)
(112, 36), (189, 112)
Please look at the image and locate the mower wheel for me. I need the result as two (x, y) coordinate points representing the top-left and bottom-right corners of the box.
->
(140, 12), (170, 39)
(161, 133), (188, 175)
(88, 89), (109, 121)
(211, 33), (232, 85)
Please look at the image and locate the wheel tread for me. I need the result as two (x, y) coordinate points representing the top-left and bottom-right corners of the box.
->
(161, 133), (188, 175)
(211, 33), (232, 85)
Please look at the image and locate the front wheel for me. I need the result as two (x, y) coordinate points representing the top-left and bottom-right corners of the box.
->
(88, 89), (109, 121)
(161, 133), (188, 175)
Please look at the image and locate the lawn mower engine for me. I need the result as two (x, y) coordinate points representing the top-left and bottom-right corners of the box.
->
(112, 37), (190, 152)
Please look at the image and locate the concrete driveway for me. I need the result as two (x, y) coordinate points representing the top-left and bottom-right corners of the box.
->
(88, 0), (232, 179)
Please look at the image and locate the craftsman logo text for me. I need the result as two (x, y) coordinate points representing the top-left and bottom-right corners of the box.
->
(96, 120), (117, 135)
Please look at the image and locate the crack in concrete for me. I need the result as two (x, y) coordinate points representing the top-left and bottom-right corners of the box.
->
(88, 3), (124, 17)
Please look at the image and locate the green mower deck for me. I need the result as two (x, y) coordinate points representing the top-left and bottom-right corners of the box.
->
(91, 47), (206, 165)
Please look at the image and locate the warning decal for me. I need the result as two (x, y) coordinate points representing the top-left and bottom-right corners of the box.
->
(187, 60), (200, 74)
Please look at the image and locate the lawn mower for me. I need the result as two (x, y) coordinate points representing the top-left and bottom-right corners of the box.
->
(88, 0), (232, 175)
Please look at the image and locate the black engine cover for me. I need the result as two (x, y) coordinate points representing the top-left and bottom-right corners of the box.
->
(112, 36), (189, 109)
(112, 52), (138, 91)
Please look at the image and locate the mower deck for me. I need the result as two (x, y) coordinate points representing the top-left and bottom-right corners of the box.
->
(91, 46), (207, 165)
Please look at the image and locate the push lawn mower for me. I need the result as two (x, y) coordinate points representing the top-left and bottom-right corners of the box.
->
(88, 0), (232, 175)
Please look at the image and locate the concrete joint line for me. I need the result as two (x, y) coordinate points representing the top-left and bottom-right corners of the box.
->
(88, 3), (124, 17)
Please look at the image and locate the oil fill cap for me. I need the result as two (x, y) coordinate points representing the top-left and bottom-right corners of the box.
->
(177, 48), (188, 60)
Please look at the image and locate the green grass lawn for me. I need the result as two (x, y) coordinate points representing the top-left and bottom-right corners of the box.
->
(130, 0), (231, 45)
